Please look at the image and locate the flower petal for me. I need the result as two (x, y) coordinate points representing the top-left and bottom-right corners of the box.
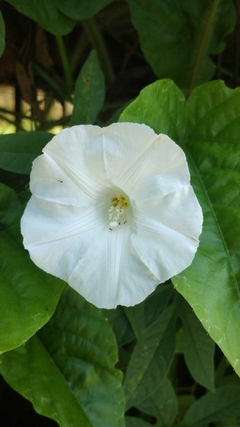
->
(135, 185), (203, 239)
(22, 199), (159, 308)
(41, 126), (113, 198)
(21, 196), (106, 279)
(98, 122), (158, 183)
(120, 134), (190, 198)
(67, 224), (159, 309)
(31, 154), (94, 207)
(131, 210), (201, 282)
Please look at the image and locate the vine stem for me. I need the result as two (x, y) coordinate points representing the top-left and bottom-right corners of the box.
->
(83, 17), (115, 86)
(55, 35), (73, 93)
(32, 61), (73, 103)
(189, 0), (220, 91)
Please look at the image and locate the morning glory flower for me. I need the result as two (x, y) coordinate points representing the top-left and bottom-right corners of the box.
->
(21, 123), (203, 309)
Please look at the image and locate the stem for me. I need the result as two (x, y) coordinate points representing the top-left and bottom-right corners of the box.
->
(189, 0), (220, 91)
(55, 35), (73, 93)
(83, 17), (115, 86)
(32, 61), (73, 103)
(70, 31), (89, 75)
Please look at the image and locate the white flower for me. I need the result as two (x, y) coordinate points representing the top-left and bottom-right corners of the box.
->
(21, 123), (203, 309)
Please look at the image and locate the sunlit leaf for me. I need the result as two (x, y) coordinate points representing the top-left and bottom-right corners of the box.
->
(71, 50), (105, 126)
(0, 287), (125, 427)
(120, 79), (240, 376)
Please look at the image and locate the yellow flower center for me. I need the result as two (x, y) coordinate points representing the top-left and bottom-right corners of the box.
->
(108, 195), (129, 230)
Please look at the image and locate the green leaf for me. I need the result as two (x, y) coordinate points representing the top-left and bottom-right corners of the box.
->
(179, 296), (215, 391)
(5, 0), (75, 35)
(120, 79), (185, 142)
(126, 0), (236, 89)
(0, 131), (53, 174)
(181, 385), (240, 427)
(120, 79), (240, 377)
(124, 284), (173, 342)
(126, 418), (150, 427)
(0, 184), (64, 352)
(51, 0), (113, 20)
(136, 377), (178, 427)
(0, 12), (5, 57)
(0, 183), (21, 229)
(0, 232), (64, 352)
(124, 300), (176, 409)
(0, 287), (125, 427)
(71, 50), (105, 126)
(105, 306), (134, 346)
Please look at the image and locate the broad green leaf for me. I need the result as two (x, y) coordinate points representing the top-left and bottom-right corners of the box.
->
(120, 79), (240, 376)
(143, 284), (173, 328)
(124, 284), (173, 342)
(0, 184), (64, 352)
(0, 287), (125, 427)
(124, 301), (177, 409)
(179, 296), (215, 391)
(0, 12), (5, 57)
(0, 183), (21, 229)
(5, 0), (75, 35)
(71, 50), (105, 126)
(0, 232), (64, 352)
(126, 0), (236, 89)
(105, 306), (134, 346)
(51, 0), (113, 20)
(121, 79), (185, 142)
(181, 385), (240, 427)
(0, 131), (53, 174)
(136, 377), (178, 427)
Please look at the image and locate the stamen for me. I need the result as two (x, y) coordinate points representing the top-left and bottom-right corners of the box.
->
(108, 196), (128, 230)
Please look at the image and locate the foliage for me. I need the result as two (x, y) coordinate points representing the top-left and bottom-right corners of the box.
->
(126, 0), (236, 89)
(120, 78), (240, 377)
(0, 0), (240, 426)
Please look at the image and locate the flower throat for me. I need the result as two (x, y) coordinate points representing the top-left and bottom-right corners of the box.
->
(108, 196), (129, 230)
